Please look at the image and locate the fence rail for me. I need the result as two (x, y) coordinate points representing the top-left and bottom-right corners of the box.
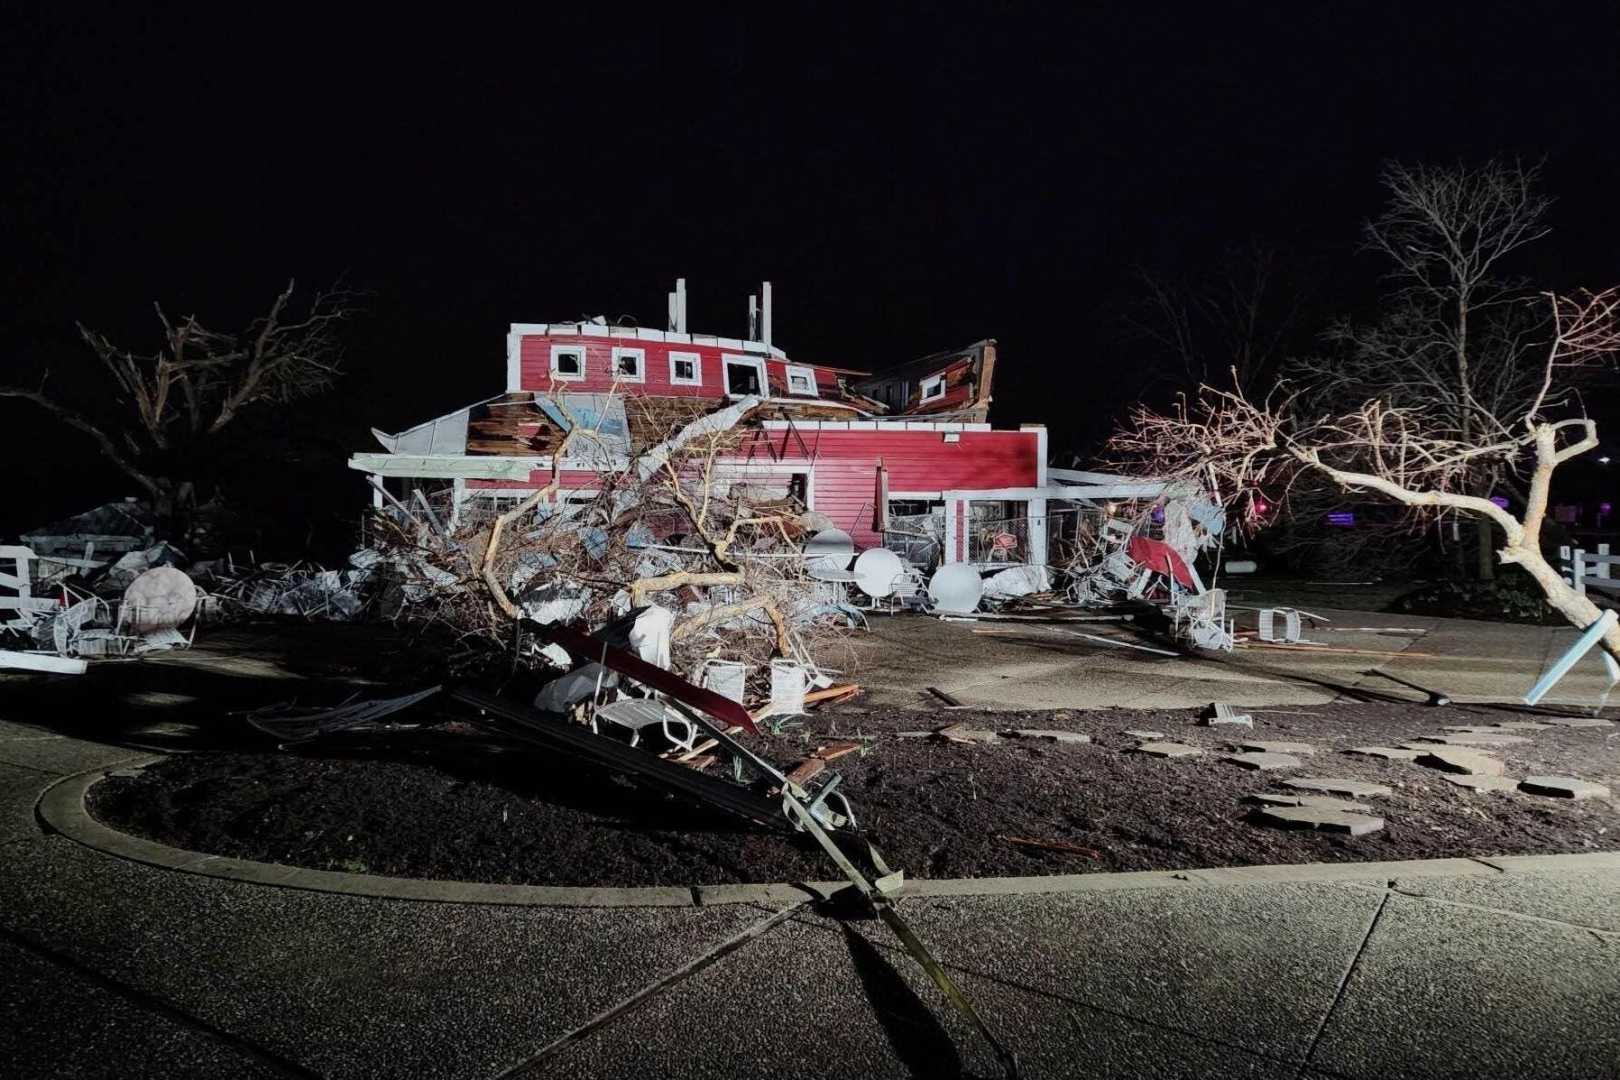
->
(1560, 544), (1620, 596)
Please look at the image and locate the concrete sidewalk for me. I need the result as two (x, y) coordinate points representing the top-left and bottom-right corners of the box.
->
(2, 721), (1616, 1079)
(848, 608), (1616, 712)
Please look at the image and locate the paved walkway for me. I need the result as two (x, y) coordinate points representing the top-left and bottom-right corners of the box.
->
(850, 608), (1617, 712)
(2, 718), (1617, 1079)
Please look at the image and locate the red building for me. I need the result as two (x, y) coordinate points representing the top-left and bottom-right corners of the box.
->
(350, 281), (1051, 569)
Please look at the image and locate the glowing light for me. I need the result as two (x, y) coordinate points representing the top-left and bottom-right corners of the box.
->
(1489, 496), (1509, 509)
(1600, 456), (1612, 465)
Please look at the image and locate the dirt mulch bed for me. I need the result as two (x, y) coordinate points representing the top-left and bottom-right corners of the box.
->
(89, 701), (1619, 888)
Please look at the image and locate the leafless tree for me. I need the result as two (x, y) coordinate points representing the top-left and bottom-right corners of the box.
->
(1113, 288), (1620, 658)
(1292, 160), (1554, 578)
(2, 280), (357, 537)
(1126, 240), (1314, 396)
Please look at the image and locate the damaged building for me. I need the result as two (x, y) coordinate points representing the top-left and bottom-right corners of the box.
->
(348, 280), (1055, 573)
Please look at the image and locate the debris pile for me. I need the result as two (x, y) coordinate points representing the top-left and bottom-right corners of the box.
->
(358, 390), (857, 700)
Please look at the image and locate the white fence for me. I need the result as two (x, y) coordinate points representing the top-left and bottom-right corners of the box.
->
(1560, 544), (1620, 596)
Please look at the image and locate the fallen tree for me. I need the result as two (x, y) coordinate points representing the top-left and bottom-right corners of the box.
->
(1112, 287), (1620, 658)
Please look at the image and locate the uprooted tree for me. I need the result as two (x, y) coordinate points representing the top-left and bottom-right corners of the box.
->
(1, 279), (357, 539)
(1112, 287), (1620, 658)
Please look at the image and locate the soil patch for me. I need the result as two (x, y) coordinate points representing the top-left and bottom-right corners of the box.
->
(89, 701), (1619, 887)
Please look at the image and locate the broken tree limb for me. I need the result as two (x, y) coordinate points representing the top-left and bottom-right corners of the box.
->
(630, 571), (745, 607)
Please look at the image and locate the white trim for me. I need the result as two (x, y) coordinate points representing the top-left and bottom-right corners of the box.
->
(611, 346), (646, 383)
(721, 354), (768, 398)
(783, 364), (819, 397)
(636, 327), (667, 342)
(506, 329), (521, 391)
(887, 490), (943, 500)
(920, 373), (946, 401)
(550, 343), (587, 382)
(1023, 424), (1048, 488)
(668, 350), (703, 386)
(580, 323), (609, 337)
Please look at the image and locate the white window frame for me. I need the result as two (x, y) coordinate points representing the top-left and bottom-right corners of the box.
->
(550, 344), (587, 382)
(722, 354), (769, 398)
(920, 372), (946, 402)
(611, 346), (646, 383)
(784, 364), (819, 397)
(668, 350), (703, 387)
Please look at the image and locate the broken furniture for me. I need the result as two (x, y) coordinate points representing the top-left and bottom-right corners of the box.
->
(592, 698), (698, 753)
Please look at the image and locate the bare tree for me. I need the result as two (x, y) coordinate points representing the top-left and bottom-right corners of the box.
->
(1293, 160), (1553, 578)
(1126, 240), (1314, 396)
(2, 280), (356, 538)
(1112, 288), (1620, 658)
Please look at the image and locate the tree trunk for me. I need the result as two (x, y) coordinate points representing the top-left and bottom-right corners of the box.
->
(152, 479), (197, 546)
(1505, 543), (1620, 662)
(1475, 517), (1496, 581)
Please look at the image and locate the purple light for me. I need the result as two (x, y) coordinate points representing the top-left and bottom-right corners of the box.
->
(1489, 496), (1509, 509)
(1151, 507), (1165, 523)
(1326, 511), (1355, 527)
(1602, 502), (1614, 515)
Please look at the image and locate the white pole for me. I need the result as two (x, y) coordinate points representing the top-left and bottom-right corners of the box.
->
(762, 281), (773, 347)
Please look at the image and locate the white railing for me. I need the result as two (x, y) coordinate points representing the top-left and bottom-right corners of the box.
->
(1560, 543), (1620, 596)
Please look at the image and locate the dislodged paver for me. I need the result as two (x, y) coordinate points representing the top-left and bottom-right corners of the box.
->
(1442, 774), (1520, 794)
(934, 724), (1001, 744)
(1136, 741), (1202, 759)
(1282, 777), (1392, 799)
(1248, 793), (1376, 813)
(1414, 732), (1531, 748)
(1223, 751), (1302, 771)
(1004, 729), (1091, 744)
(1235, 739), (1316, 755)
(1123, 729), (1165, 739)
(1346, 746), (1422, 762)
(1539, 717), (1614, 728)
(1519, 776), (1612, 800)
(1487, 721), (1552, 731)
(1416, 748), (1505, 776)
(1257, 805), (1385, 836)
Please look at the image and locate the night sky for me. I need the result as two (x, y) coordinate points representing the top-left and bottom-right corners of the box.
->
(7, 6), (1619, 549)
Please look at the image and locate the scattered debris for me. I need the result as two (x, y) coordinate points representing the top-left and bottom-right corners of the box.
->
(1282, 777), (1392, 798)
(1201, 702), (1253, 728)
(1000, 835), (1100, 857)
(1345, 746), (1422, 761)
(1518, 776), (1611, 800)
(1366, 669), (1452, 706)
(0, 650), (87, 675)
(1257, 805), (1385, 836)
(1247, 793), (1374, 812)
(1414, 732), (1532, 748)
(1137, 741), (1203, 758)
(1002, 728), (1091, 744)
(1443, 775), (1521, 794)
(1415, 749), (1505, 776)
(926, 686), (967, 708)
(1539, 716), (1615, 729)
(1235, 739), (1316, 755)
(1222, 751), (1302, 771)
(934, 723), (1001, 745)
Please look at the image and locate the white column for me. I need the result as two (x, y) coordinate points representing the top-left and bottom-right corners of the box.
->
(1027, 498), (1048, 568)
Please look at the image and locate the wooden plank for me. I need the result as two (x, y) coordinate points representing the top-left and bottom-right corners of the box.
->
(0, 651), (87, 675)
(814, 740), (863, 763)
(783, 757), (827, 787)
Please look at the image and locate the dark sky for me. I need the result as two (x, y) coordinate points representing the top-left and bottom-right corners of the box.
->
(6, 5), (1620, 544)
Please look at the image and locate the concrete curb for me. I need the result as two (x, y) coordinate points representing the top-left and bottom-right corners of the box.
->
(36, 758), (1620, 909)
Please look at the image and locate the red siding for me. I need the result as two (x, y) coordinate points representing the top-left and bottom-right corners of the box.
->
(741, 428), (1039, 546)
(518, 334), (838, 398)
